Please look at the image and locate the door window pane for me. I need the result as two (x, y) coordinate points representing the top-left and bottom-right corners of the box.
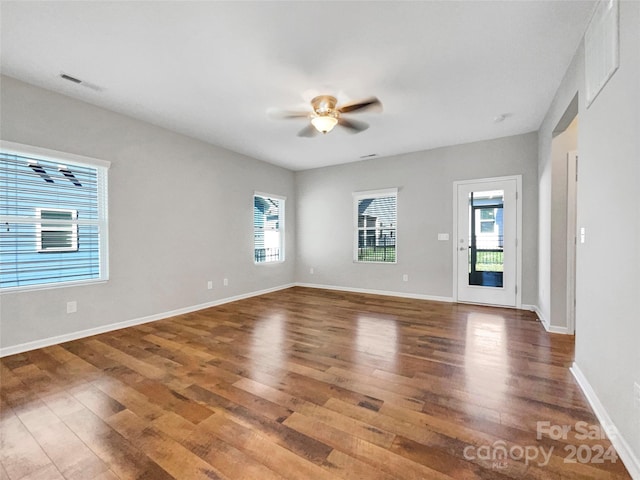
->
(468, 190), (504, 287)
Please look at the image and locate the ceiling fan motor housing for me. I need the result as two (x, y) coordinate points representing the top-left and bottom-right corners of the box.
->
(310, 95), (340, 133)
(311, 95), (338, 115)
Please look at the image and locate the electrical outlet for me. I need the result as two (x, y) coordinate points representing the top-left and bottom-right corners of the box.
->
(402, 274), (409, 282)
(310, 267), (314, 274)
(634, 382), (640, 409)
(207, 281), (213, 290)
(67, 301), (77, 314)
(223, 278), (229, 287)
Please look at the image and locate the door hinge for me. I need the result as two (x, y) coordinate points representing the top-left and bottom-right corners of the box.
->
(515, 285), (518, 294)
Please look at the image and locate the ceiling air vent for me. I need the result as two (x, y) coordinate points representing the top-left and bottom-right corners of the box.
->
(60, 73), (82, 84)
(59, 73), (103, 91)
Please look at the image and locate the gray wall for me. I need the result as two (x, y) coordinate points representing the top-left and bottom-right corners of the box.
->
(538, 0), (640, 464)
(1, 76), (539, 353)
(295, 133), (539, 304)
(0, 76), (296, 350)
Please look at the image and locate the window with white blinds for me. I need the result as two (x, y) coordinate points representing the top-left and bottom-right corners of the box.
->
(354, 188), (397, 263)
(254, 193), (285, 263)
(0, 143), (109, 291)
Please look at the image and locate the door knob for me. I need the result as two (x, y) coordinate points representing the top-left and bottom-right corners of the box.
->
(459, 247), (466, 251)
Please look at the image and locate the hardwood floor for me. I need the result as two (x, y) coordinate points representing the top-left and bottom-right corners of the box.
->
(0, 287), (631, 479)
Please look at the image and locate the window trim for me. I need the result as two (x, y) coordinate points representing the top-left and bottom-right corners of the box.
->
(0, 140), (110, 293)
(253, 191), (286, 265)
(353, 187), (398, 264)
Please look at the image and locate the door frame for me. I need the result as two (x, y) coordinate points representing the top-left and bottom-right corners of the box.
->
(452, 175), (523, 308)
(566, 152), (578, 334)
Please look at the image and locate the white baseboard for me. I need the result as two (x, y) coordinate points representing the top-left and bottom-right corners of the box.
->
(571, 363), (640, 479)
(529, 305), (572, 334)
(533, 305), (550, 330)
(0, 284), (574, 357)
(295, 282), (454, 303)
(0, 283), (294, 357)
(547, 325), (571, 334)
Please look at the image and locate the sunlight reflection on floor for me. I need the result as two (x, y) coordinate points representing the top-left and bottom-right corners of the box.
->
(464, 312), (509, 403)
(355, 314), (398, 369)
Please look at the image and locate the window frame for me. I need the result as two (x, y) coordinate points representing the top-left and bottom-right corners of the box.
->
(353, 187), (398, 264)
(253, 191), (286, 265)
(36, 207), (79, 252)
(0, 140), (110, 293)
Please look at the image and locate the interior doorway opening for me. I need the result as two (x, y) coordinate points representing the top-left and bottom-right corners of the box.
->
(549, 94), (578, 334)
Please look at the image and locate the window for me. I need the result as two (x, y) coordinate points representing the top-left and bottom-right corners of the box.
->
(254, 192), (285, 263)
(479, 208), (496, 233)
(37, 208), (78, 252)
(353, 188), (397, 263)
(0, 142), (110, 290)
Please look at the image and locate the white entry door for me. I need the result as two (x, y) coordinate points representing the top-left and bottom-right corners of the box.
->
(454, 177), (520, 307)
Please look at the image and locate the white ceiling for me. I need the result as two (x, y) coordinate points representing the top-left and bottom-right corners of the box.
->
(1, 1), (595, 171)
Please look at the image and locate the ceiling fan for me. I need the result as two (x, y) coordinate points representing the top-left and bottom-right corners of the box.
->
(270, 95), (382, 137)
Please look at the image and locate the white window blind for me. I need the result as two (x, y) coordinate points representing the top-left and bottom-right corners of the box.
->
(0, 144), (109, 290)
(254, 193), (285, 263)
(353, 188), (397, 263)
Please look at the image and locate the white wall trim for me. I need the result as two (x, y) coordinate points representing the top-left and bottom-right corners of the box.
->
(0, 283), (295, 357)
(566, 150), (578, 335)
(534, 305), (549, 328)
(3, 285), (565, 358)
(296, 282), (453, 303)
(533, 304), (572, 334)
(571, 363), (640, 479)
(1, 139), (111, 169)
(546, 324), (571, 334)
(296, 284), (544, 313)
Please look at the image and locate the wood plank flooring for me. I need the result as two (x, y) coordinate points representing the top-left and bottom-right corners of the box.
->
(0, 287), (632, 479)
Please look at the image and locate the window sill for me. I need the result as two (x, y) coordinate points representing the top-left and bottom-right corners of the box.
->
(254, 260), (286, 266)
(353, 260), (398, 265)
(0, 278), (108, 294)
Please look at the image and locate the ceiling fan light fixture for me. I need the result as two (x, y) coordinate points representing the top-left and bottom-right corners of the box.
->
(311, 114), (338, 134)
(275, 93), (380, 137)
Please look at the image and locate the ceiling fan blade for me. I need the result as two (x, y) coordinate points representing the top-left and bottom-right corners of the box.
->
(338, 97), (382, 114)
(297, 124), (319, 138)
(267, 108), (310, 120)
(338, 117), (369, 133)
